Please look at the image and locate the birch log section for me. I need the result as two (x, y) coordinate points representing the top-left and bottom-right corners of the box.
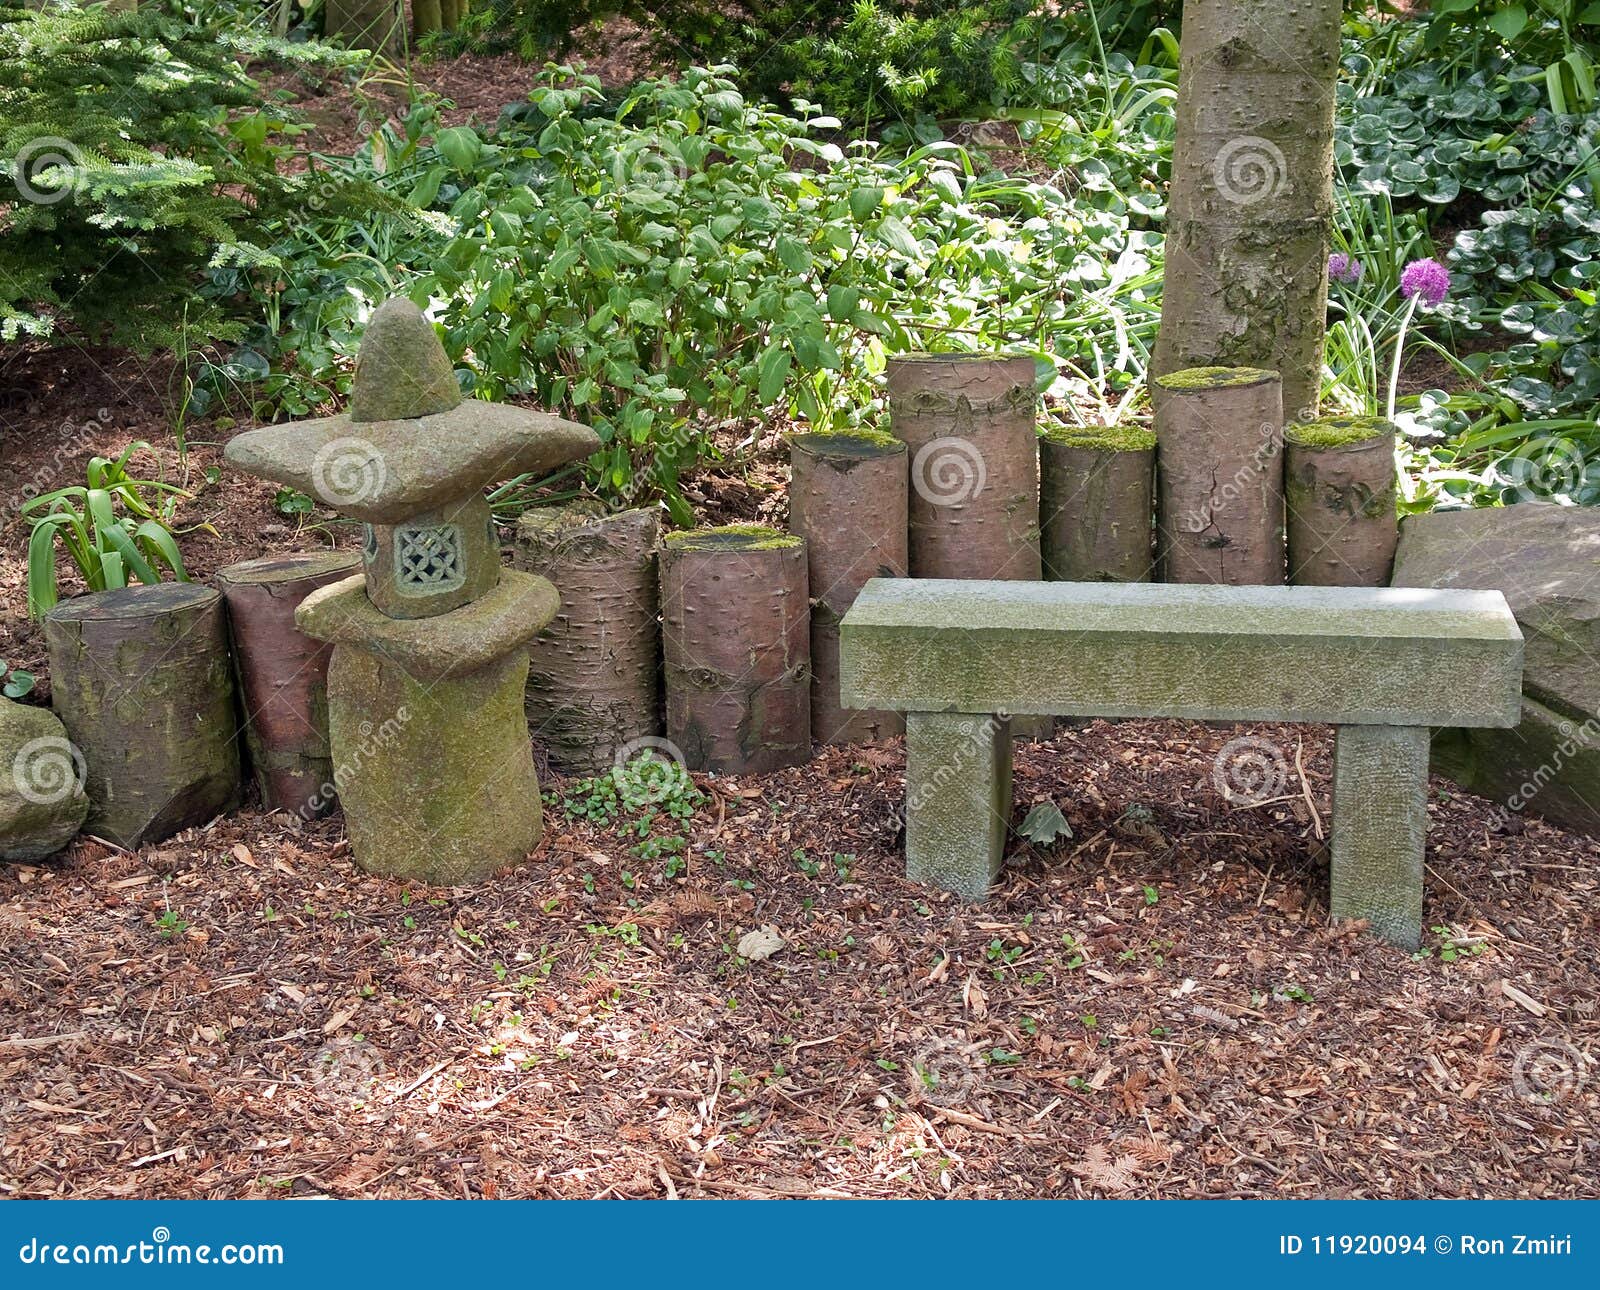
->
(514, 505), (662, 774)
(1154, 366), (1285, 586)
(659, 527), (810, 774)
(788, 430), (908, 745)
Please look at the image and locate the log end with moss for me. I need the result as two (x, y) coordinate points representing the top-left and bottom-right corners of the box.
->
(660, 527), (811, 773)
(788, 430), (909, 745)
(1285, 415), (1399, 587)
(1039, 425), (1156, 583)
(1154, 366), (1286, 586)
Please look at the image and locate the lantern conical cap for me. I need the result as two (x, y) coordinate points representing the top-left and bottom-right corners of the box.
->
(349, 297), (462, 423)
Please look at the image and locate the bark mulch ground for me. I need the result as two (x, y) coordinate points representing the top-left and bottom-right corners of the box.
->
(2, 722), (1596, 1199)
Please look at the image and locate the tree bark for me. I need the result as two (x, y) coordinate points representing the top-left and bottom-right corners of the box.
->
(1039, 428), (1156, 582)
(1154, 0), (1341, 422)
(44, 584), (241, 849)
(788, 431), (909, 745)
(886, 354), (1041, 581)
(513, 505), (663, 774)
(1154, 366), (1285, 585)
(216, 552), (361, 818)
(412, 0), (441, 36)
(325, 0), (404, 54)
(1285, 416), (1399, 586)
(660, 528), (811, 774)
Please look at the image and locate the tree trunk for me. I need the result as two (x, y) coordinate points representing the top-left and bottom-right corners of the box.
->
(1154, 0), (1341, 422)
(216, 552), (361, 818)
(886, 354), (1041, 581)
(660, 527), (810, 774)
(439, 0), (461, 28)
(1154, 366), (1285, 585)
(513, 505), (662, 774)
(325, 0), (404, 54)
(1039, 428), (1156, 582)
(788, 431), (908, 745)
(888, 353), (1050, 737)
(412, 0), (441, 37)
(44, 584), (241, 849)
(1285, 416), (1399, 586)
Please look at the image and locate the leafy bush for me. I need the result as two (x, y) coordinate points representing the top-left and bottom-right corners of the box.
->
(0, 2), (362, 348)
(395, 66), (1162, 516)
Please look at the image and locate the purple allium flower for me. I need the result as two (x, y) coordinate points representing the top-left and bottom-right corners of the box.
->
(1400, 257), (1450, 306)
(1328, 252), (1363, 284)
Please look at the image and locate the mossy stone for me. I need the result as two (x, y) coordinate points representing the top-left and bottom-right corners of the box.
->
(327, 645), (542, 885)
(296, 569), (560, 681)
(0, 698), (89, 860)
(348, 297), (462, 423)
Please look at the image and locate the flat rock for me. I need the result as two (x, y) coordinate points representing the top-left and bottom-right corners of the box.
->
(1392, 504), (1600, 717)
(840, 579), (1523, 728)
(296, 570), (559, 680)
(1434, 695), (1600, 836)
(224, 404), (599, 526)
(0, 698), (89, 860)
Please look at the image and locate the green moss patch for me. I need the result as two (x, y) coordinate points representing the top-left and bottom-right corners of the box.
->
(1285, 415), (1396, 449)
(1156, 365), (1279, 391)
(664, 524), (802, 551)
(1040, 424), (1156, 453)
(790, 428), (905, 457)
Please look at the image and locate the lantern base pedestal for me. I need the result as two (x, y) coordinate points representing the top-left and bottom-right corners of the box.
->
(326, 644), (542, 885)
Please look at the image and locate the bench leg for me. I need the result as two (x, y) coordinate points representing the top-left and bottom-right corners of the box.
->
(1330, 724), (1428, 950)
(904, 713), (1012, 901)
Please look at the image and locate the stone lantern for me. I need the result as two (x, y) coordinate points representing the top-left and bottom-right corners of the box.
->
(225, 298), (599, 883)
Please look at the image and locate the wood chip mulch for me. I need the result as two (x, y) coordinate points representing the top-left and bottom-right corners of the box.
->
(3, 721), (1597, 1199)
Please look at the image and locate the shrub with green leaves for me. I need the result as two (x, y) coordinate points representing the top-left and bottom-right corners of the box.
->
(0, 2), (361, 348)
(401, 66), (1161, 516)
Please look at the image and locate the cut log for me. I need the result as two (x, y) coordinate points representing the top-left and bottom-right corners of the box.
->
(787, 431), (908, 745)
(44, 584), (240, 849)
(216, 552), (362, 817)
(886, 353), (1041, 581)
(1154, 0), (1342, 421)
(1285, 416), (1399, 586)
(1154, 366), (1285, 586)
(513, 505), (662, 774)
(324, 0), (402, 54)
(1038, 426), (1156, 582)
(659, 527), (810, 774)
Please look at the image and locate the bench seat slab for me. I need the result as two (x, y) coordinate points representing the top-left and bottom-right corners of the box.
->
(841, 580), (1523, 729)
(905, 713), (1011, 901)
(1330, 724), (1429, 950)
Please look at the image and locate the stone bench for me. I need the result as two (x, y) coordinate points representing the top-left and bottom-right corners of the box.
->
(839, 580), (1524, 949)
